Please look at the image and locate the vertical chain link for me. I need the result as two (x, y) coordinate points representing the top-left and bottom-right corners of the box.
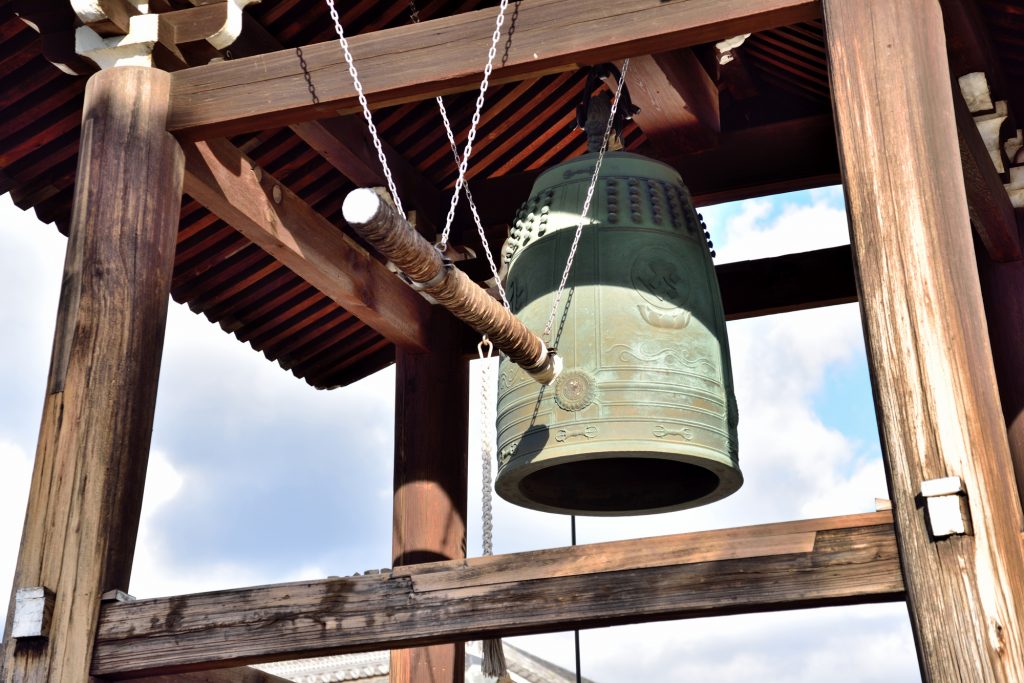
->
(323, 0), (405, 217)
(541, 59), (631, 340)
(439, 0), (511, 248)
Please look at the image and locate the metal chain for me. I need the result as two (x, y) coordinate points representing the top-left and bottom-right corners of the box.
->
(324, 0), (405, 217)
(406, 0), (509, 306)
(478, 337), (495, 556)
(437, 96), (509, 308)
(439, 0), (511, 249)
(541, 58), (631, 340)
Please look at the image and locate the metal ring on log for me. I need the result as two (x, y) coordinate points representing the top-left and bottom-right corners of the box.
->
(342, 188), (560, 384)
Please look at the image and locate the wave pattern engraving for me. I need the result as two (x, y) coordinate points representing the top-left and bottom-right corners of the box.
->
(611, 343), (717, 375)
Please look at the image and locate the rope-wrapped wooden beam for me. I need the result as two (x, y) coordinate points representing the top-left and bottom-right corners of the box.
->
(343, 188), (559, 384)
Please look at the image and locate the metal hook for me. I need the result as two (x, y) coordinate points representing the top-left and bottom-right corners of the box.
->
(477, 335), (494, 360)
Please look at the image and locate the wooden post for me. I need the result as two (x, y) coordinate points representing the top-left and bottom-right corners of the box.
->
(390, 314), (469, 683)
(975, 250), (1024, 508)
(1, 66), (183, 683)
(823, 1), (1024, 681)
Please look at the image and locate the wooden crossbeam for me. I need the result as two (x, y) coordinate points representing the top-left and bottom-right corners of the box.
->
(90, 512), (902, 678)
(121, 668), (293, 683)
(167, 0), (821, 138)
(180, 137), (433, 352)
(717, 245), (856, 319)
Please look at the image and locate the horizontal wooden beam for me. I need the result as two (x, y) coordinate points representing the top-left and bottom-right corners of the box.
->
(92, 511), (902, 678)
(718, 244), (857, 319)
(121, 667), (293, 683)
(168, 0), (821, 138)
(181, 138), (433, 352)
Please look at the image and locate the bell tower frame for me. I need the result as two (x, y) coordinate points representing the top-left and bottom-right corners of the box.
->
(2, 1), (1023, 682)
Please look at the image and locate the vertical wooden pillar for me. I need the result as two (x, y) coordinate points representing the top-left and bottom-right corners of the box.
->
(824, 1), (1024, 681)
(390, 314), (468, 683)
(976, 251), (1024, 507)
(1, 67), (183, 683)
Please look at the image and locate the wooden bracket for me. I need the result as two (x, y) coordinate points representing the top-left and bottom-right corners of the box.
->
(74, 0), (260, 70)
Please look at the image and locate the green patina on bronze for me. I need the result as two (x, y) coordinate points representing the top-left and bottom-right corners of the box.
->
(494, 152), (741, 516)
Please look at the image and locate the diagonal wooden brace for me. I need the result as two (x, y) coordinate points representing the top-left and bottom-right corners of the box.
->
(343, 188), (559, 384)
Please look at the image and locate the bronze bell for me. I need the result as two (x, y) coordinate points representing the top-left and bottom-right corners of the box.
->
(494, 151), (741, 516)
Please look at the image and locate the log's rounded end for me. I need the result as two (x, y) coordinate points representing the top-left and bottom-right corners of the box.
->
(343, 187), (383, 226)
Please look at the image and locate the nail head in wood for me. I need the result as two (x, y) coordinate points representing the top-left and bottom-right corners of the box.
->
(11, 587), (56, 639)
(272, 184), (282, 204)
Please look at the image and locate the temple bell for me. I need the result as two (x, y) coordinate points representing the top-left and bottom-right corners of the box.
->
(494, 150), (741, 516)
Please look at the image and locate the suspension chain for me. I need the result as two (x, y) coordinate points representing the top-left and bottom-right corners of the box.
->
(406, 0), (510, 306)
(438, 0), (511, 249)
(323, 0), (405, 217)
(437, 96), (510, 308)
(541, 59), (631, 340)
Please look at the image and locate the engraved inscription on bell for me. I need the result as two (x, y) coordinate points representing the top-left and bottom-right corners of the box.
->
(494, 151), (741, 516)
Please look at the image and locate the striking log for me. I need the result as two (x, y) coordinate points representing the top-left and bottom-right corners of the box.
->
(1, 66), (183, 683)
(342, 188), (557, 383)
(391, 315), (469, 683)
(91, 512), (902, 678)
(824, 0), (1024, 680)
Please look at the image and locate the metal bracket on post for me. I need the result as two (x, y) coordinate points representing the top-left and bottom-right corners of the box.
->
(11, 587), (56, 640)
(920, 476), (971, 538)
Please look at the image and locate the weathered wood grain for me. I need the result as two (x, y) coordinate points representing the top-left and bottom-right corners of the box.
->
(180, 137), (434, 352)
(391, 315), (469, 683)
(90, 512), (901, 678)
(168, 0), (821, 138)
(824, 1), (1024, 680)
(0, 66), (183, 683)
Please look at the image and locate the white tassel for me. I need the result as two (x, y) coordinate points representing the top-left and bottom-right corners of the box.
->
(482, 638), (511, 680)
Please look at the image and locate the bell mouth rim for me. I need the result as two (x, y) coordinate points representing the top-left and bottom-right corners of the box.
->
(495, 447), (743, 517)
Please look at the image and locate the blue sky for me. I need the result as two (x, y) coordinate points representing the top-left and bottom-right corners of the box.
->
(0, 187), (920, 682)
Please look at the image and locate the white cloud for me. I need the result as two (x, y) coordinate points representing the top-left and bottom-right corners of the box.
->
(0, 441), (32, 613)
(708, 187), (850, 264)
